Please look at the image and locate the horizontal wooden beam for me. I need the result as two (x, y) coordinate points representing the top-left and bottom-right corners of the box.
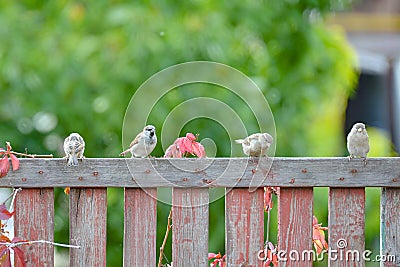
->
(2, 157), (400, 188)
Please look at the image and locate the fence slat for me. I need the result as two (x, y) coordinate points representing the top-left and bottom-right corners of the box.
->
(380, 188), (400, 266)
(329, 188), (365, 267)
(69, 188), (107, 266)
(14, 188), (54, 266)
(278, 188), (313, 267)
(172, 188), (209, 267)
(123, 188), (157, 266)
(225, 188), (264, 266)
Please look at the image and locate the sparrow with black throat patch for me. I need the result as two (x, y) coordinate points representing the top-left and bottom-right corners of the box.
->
(120, 125), (157, 158)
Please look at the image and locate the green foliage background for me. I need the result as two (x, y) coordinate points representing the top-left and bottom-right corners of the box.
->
(0, 0), (388, 266)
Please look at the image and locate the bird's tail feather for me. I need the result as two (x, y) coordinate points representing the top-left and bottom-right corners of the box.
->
(67, 155), (78, 166)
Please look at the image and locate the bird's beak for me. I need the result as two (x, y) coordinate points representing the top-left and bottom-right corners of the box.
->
(357, 128), (362, 132)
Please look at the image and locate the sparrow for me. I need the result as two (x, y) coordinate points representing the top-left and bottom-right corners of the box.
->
(235, 132), (273, 157)
(347, 122), (369, 164)
(64, 133), (85, 167)
(120, 125), (157, 158)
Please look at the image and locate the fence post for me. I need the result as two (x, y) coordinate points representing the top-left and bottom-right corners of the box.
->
(14, 188), (54, 266)
(123, 188), (157, 266)
(225, 188), (264, 266)
(380, 188), (400, 267)
(69, 188), (107, 266)
(329, 188), (365, 267)
(172, 188), (209, 266)
(278, 188), (313, 267)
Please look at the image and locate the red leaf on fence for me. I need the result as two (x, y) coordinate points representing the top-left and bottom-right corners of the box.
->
(13, 247), (26, 267)
(0, 250), (11, 267)
(0, 157), (10, 178)
(208, 252), (226, 267)
(10, 154), (20, 171)
(312, 215), (328, 255)
(0, 234), (11, 267)
(11, 237), (27, 267)
(164, 133), (206, 158)
(0, 204), (14, 220)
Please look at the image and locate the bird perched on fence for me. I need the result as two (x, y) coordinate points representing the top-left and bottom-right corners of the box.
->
(64, 133), (85, 167)
(235, 132), (273, 157)
(120, 125), (157, 158)
(347, 122), (369, 164)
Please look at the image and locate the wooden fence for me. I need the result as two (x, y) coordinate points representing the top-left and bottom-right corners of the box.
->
(3, 157), (400, 266)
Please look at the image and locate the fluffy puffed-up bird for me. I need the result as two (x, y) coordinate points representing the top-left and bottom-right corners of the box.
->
(235, 132), (273, 157)
(347, 122), (369, 163)
(120, 125), (157, 158)
(64, 133), (85, 167)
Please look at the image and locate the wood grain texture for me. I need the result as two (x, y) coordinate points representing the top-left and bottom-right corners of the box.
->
(14, 188), (54, 266)
(3, 157), (400, 188)
(278, 188), (313, 267)
(172, 188), (209, 267)
(225, 188), (264, 267)
(69, 188), (107, 267)
(329, 188), (365, 267)
(380, 188), (400, 267)
(123, 188), (157, 267)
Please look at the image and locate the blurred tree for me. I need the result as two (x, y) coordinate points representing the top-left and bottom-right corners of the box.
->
(0, 0), (358, 266)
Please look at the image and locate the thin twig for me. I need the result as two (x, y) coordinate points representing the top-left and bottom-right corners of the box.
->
(11, 151), (53, 158)
(2, 188), (22, 229)
(0, 240), (80, 249)
(266, 208), (271, 243)
(1, 190), (16, 205)
(158, 208), (172, 267)
(10, 188), (22, 213)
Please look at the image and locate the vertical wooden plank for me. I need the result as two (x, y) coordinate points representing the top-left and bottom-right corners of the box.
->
(225, 188), (264, 267)
(329, 188), (365, 267)
(172, 188), (209, 267)
(69, 188), (107, 266)
(380, 188), (400, 267)
(14, 188), (54, 266)
(123, 188), (157, 266)
(278, 188), (313, 267)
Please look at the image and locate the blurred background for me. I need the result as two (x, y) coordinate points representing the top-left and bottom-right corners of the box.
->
(0, 0), (399, 266)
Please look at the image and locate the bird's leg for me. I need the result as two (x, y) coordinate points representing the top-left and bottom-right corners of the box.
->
(362, 157), (368, 166)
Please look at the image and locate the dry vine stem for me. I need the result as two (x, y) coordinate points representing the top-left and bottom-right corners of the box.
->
(0, 240), (80, 249)
(158, 208), (172, 267)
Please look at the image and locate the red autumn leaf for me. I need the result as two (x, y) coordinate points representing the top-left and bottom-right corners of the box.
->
(208, 252), (226, 267)
(312, 215), (328, 255)
(0, 204), (14, 220)
(0, 157), (10, 178)
(186, 133), (196, 141)
(208, 252), (219, 260)
(0, 249), (11, 267)
(192, 142), (206, 158)
(64, 187), (71, 195)
(164, 133), (206, 158)
(164, 142), (182, 158)
(10, 154), (19, 171)
(176, 137), (192, 155)
(0, 234), (11, 267)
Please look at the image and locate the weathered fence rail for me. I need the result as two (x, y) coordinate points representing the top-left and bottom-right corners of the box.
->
(4, 158), (400, 266)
